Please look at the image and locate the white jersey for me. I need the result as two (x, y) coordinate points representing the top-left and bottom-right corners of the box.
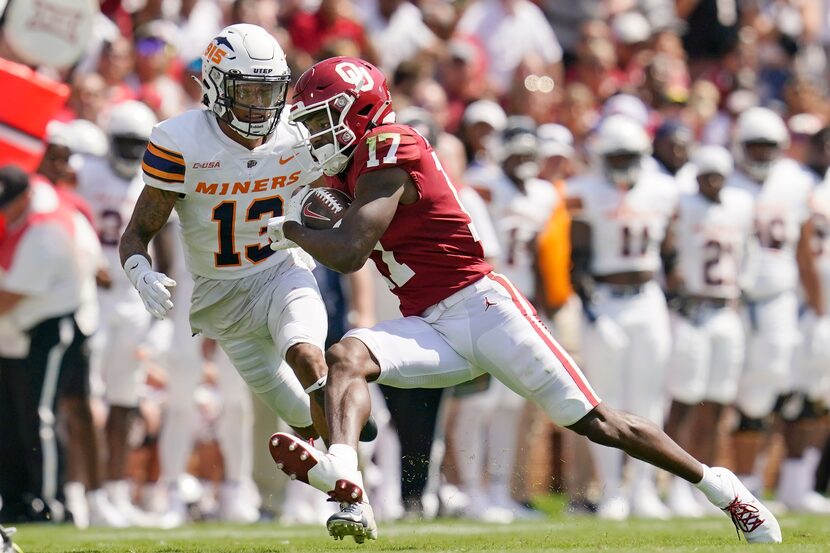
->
(727, 158), (812, 300)
(485, 175), (558, 297)
(675, 189), (755, 299)
(76, 155), (144, 296)
(567, 171), (678, 276)
(141, 108), (321, 280)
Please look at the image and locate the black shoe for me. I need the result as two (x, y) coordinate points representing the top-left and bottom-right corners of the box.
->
(359, 415), (378, 442)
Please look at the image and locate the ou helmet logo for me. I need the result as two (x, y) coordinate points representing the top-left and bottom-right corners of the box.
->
(335, 62), (374, 92)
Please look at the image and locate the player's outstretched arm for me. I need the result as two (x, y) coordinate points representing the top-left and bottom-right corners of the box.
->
(119, 185), (179, 266)
(284, 167), (410, 273)
(119, 185), (180, 320)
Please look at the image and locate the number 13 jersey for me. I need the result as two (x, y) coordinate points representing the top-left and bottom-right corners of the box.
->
(142, 108), (321, 279)
(327, 124), (492, 317)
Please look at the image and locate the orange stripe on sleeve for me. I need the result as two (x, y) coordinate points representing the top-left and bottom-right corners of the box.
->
(147, 143), (185, 165)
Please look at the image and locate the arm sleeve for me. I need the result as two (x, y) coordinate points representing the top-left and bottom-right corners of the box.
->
(142, 125), (187, 194)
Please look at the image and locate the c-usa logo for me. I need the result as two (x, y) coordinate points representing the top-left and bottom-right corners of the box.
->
(335, 62), (374, 92)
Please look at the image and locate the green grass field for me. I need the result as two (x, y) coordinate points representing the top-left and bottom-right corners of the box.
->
(8, 497), (830, 553)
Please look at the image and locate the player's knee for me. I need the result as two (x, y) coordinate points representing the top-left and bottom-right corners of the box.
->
(568, 404), (628, 448)
(571, 404), (656, 451)
(286, 341), (325, 371)
(325, 340), (371, 381)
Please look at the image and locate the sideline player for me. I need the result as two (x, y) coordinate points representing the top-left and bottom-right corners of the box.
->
(119, 24), (330, 444)
(663, 146), (756, 517)
(567, 115), (676, 520)
(725, 108), (821, 499)
(76, 100), (158, 525)
(265, 57), (782, 544)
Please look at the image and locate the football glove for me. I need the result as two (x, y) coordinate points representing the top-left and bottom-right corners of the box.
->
(268, 185), (311, 251)
(123, 254), (176, 320)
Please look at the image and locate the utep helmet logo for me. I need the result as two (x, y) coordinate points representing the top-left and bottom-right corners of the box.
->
(335, 62), (374, 93)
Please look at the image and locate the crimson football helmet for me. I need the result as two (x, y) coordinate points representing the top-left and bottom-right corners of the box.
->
(289, 57), (394, 175)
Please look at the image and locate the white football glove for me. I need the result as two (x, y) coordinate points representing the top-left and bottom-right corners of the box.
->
(268, 185), (312, 251)
(267, 216), (297, 251)
(123, 254), (177, 320)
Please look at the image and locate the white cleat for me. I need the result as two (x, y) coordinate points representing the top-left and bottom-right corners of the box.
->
(711, 468), (783, 543)
(218, 483), (260, 524)
(327, 501), (378, 544)
(268, 433), (364, 503)
(630, 487), (672, 520)
(596, 495), (630, 521)
(667, 478), (705, 518)
(87, 489), (130, 528)
(781, 491), (830, 514)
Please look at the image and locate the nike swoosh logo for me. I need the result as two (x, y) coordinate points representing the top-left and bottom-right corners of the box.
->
(279, 155), (295, 165)
(302, 205), (330, 221)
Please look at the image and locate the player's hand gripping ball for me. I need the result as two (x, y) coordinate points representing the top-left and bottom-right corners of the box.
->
(300, 188), (352, 230)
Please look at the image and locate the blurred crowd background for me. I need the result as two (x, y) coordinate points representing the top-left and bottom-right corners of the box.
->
(2, 0), (830, 532)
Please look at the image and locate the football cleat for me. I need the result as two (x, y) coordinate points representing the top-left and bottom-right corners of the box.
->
(0, 525), (22, 553)
(268, 433), (364, 503)
(327, 501), (378, 544)
(712, 468), (782, 543)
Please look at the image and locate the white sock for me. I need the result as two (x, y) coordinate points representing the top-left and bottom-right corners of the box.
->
(329, 443), (359, 471)
(694, 465), (730, 508)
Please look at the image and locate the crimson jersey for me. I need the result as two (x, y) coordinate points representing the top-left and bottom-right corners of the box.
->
(328, 124), (492, 316)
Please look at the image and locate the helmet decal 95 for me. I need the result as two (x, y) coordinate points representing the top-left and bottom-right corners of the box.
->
(200, 24), (290, 140)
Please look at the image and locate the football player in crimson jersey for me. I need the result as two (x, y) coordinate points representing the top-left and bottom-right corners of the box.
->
(265, 57), (781, 544)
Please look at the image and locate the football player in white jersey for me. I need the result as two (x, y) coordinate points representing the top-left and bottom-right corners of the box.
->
(76, 100), (158, 526)
(568, 115), (677, 520)
(780, 126), (830, 512)
(119, 25), (333, 449)
(663, 146), (756, 517)
(725, 107), (822, 497)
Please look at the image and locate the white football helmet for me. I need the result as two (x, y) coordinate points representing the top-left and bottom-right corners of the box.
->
(201, 24), (290, 139)
(106, 100), (157, 178)
(592, 115), (652, 188)
(692, 145), (734, 177)
(733, 107), (789, 182)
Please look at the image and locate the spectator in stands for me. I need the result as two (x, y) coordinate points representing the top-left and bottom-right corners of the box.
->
(456, 0), (564, 98)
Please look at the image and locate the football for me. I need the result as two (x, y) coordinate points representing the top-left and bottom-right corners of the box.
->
(300, 187), (352, 230)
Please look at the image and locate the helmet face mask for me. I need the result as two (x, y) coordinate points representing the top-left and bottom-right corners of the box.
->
(602, 151), (644, 189)
(291, 92), (359, 176)
(592, 114), (651, 188)
(739, 140), (780, 182)
(732, 107), (789, 183)
(201, 24), (291, 140)
(105, 100), (157, 179)
(289, 57), (394, 176)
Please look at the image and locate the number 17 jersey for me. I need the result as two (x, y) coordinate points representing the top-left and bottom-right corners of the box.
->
(142, 108), (321, 279)
(328, 124), (492, 317)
